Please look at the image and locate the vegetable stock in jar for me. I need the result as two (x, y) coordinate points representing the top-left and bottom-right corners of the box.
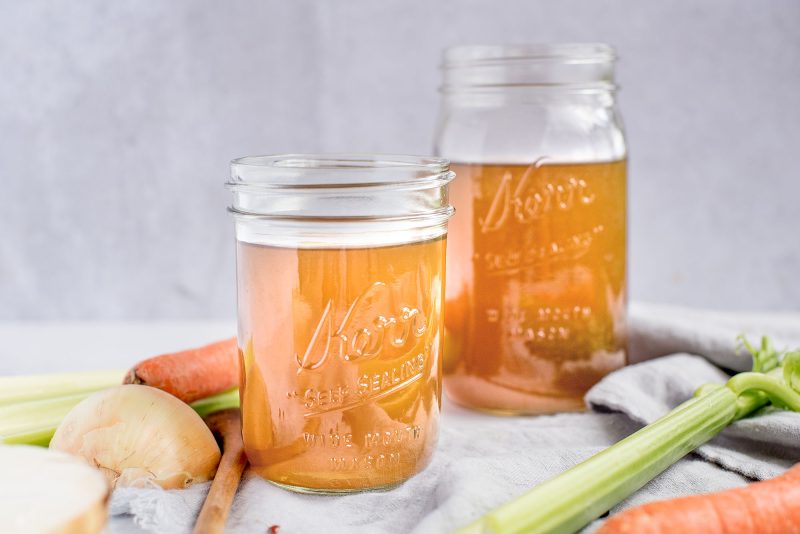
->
(228, 155), (453, 492)
(436, 44), (628, 414)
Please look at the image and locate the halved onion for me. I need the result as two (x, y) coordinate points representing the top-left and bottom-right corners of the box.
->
(50, 384), (221, 489)
(0, 445), (109, 533)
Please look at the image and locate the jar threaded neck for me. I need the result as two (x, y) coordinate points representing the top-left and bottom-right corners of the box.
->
(441, 43), (617, 93)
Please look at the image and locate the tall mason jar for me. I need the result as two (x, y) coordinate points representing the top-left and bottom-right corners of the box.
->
(228, 155), (453, 492)
(435, 44), (627, 414)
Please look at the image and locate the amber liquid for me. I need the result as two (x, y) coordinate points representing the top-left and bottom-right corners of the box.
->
(237, 237), (446, 492)
(444, 161), (627, 413)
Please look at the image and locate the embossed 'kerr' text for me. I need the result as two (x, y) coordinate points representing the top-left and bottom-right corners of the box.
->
(296, 271), (431, 372)
(479, 160), (596, 234)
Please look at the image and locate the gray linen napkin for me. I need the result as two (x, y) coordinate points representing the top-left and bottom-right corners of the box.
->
(628, 302), (800, 370)
(109, 303), (800, 534)
(586, 353), (800, 481)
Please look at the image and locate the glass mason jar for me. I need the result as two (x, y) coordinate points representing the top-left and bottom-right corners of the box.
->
(435, 44), (627, 414)
(227, 155), (453, 493)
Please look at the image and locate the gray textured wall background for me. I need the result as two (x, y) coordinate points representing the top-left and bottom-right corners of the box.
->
(1, 0), (799, 319)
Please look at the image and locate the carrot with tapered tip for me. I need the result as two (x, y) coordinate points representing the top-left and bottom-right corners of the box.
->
(599, 463), (800, 533)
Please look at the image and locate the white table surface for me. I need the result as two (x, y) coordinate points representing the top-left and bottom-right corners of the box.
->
(0, 321), (238, 375)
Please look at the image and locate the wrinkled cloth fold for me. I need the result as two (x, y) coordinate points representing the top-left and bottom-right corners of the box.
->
(586, 353), (800, 481)
(110, 303), (800, 533)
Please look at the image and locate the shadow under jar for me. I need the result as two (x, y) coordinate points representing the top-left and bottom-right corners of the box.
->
(435, 44), (628, 415)
(227, 155), (453, 493)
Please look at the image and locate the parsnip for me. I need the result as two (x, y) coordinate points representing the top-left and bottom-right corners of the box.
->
(50, 384), (221, 489)
(0, 445), (109, 534)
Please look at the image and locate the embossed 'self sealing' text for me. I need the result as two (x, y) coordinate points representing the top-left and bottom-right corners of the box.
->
(288, 349), (429, 417)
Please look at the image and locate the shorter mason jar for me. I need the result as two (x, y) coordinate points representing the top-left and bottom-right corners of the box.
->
(227, 155), (453, 493)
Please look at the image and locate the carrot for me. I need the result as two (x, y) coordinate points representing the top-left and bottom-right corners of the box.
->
(124, 337), (240, 404)
(598, 464), (800, 534)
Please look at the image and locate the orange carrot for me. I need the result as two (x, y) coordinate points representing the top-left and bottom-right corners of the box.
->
(124, 337), (240, 404)
(598, 464), (800, 534)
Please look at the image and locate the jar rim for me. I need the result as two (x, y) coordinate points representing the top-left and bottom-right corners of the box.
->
(440, 43), (617, 93)
(229, 153), (451, 189)
(443, 43), (616, 66)
(227, 154), (454, 235)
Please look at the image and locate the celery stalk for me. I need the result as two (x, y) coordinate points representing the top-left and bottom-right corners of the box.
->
(456, 339), (798, 534)
(192, 388), (241, 418)
(1, 387), (241, 446)
(0, 394), (91, 445)
(0, 370), (124, 405)
(458, 387), (744, 534)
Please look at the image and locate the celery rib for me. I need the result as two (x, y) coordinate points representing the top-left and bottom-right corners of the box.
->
(0, 393), (92, 446)
(0, 370), (124, 405)
(0, 370), (125, 446)
(191, 388), (241, 419)
(0, 393), (90, 433)
(728, 372), (800, 411)
(1, 387), (240, 447)
(458, 387), (743, 534)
